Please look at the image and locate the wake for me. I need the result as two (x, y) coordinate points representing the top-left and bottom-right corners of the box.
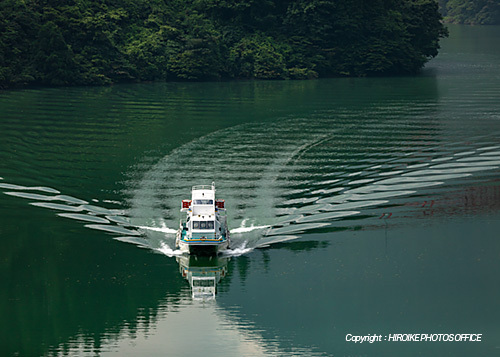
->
(1, 127), (499, 257)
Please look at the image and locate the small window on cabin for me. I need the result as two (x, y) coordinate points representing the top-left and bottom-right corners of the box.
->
(192, 221), (215, 230)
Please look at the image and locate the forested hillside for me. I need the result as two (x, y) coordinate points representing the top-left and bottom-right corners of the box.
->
(439, 0), (500, 24)
(1, 0), (447, 88)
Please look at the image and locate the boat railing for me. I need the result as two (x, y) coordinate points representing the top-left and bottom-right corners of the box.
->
(189, 232), (220, 240)
(192, 184), (213, 191)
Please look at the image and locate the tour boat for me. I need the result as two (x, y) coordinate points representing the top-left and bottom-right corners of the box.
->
(175, 183), (230, 255)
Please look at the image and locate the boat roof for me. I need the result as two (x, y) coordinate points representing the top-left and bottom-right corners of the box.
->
(191, 183), (215, 200)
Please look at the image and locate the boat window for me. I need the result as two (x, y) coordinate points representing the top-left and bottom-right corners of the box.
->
(194, 199), (213, 205)
(192, 221), (214, 230)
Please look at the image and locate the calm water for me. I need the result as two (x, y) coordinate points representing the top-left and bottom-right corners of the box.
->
(1, 25), (500, 356)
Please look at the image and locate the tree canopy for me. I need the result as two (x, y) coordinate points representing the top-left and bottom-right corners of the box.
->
(1, 0), (448, 88)
(439, 0), (500, 25)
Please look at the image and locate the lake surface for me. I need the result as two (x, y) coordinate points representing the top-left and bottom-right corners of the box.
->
(1, 25), (500, 356)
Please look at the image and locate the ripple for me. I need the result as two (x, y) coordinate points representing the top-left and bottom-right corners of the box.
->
(253, 235), (300, 248)
(273, 214), (304, 226)
(455, 150), (477, 157)
(116, 116), (500, 255)
(2, 87), (499, 259)
(407, 163), (429, 169)
(379, 170), (404, 176)
(316, 200), (389, 212)
(371, 181), (444, 191)
(105, 215), (132, 226)
(30, 202), (83, 212)
(58, 213), (111, 224)
(231, 225), (270, 233)
(405, 166), (497, 176)
(458, 156), (500, 162)
(55, 195), (89, 205)
(477, 146), (500, 151)
(296, 210), (360, 223)
(85, 224), (141, 236)
(137, 226), (178, 234)
(341, 190), (416, 200)
(0, 183), (60, 193)
(348, 178), (375, 185)
(113, 236), (150, 248)
(4, 191), (88, 204)
(480, 150), (500, 156)
(4, 192), (55, 201)
(377, 174), (469, 184)
(81, 204), (123, 216)
(266, 222), (331, 236)
(431, 162), (500, 169)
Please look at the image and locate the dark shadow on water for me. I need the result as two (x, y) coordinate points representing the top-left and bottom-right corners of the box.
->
(0, 219), (183, 356)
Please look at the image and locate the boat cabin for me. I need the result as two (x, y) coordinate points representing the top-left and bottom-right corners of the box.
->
(176, 182), (229, 255)
(180, 185), (226, 239)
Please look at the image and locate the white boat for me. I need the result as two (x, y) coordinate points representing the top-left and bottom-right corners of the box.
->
(175, 183), (230, 255)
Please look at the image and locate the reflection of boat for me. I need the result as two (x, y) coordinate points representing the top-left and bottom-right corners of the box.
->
(176, 255), (229, 300)
(176, 183), (230, 255)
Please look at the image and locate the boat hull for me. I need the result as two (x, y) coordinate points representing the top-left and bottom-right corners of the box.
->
(176, 231), (230, 256)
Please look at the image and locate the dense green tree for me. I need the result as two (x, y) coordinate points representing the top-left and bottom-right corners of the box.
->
(0, 0), (40, 86)
(229, 33), (290, 79)
(0, 0), (448, 89)
(440, 0), (500, 24)
(33, 21), (79, 85)
(281, 0), (447, 76)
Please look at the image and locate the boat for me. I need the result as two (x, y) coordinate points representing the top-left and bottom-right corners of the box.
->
(175, 183), (230, 255)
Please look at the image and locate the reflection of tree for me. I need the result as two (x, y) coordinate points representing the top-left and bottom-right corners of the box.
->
(261, 251), (271, 274)
(236, 255), (251, 285)
(174, 237), (333, 299)
(0, 205), (339, 356)
(0, 224), (184, 356)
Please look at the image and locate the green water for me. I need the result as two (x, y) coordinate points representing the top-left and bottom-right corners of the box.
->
(1, 25), (500, 356)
